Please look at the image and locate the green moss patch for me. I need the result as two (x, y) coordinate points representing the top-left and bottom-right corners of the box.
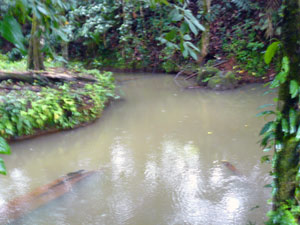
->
(196, 67), (221, 85)
(207, 71), (238, 91)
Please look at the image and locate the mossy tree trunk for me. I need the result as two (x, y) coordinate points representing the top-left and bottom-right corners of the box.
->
(272, 0), (300, 215)
(27, 14), (45, 71)
(198, 0), (211, 64)
(61, 41), (68, 68)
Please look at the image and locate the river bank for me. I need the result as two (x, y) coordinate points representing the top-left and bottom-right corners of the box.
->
(0, 66), (115, 142)
(0, 54), (275, 142)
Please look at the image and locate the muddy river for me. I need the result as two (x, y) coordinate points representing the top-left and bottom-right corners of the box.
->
(0, 74), (274, 224)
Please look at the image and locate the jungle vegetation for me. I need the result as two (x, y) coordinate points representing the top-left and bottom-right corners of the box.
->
(0, 0), (299, 224)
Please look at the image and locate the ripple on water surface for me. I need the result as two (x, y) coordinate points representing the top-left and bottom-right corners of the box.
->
(0, 75), (273, 224)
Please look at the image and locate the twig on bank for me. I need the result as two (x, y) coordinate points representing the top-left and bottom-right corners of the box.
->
(174, 71), (183, 80)
(213, 60), (228, 67)
(184, 72), (198, 80)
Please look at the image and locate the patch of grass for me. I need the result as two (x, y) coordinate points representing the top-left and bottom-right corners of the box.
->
(0, 54), (64, 71)
(0, 54), (27, 71)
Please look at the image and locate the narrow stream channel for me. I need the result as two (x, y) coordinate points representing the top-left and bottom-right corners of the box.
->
(1, 74), (273, 225)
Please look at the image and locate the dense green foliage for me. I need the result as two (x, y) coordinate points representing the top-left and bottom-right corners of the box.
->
(0, 1), (299, 224)
(66, 0), (203, 71)
(0, 0), (273, 75)
(222, 20), (268, 76)
(260, 55), (300, 224)
(0, 69), (115, 139)
(0, 137), (10, 175)
(259, 1), (300, 223)
(64, 0), (271, 75)
(0, 0), (75, 69)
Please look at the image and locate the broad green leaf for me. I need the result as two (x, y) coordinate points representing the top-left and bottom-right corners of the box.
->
(0, 15), (26, 54)
(258, 104), (275, 109)
(256, 110), (275, 117)
(180, 22), (189, 34)
(282, 56), (290, 73)
(165, 29), (177, 41)
(296, 125), (300, 140)
(189, 49), (198, 60)
(15, 0), (28, 23)
(261, 155), (270, 163)
(275, 140), (283, 151)
(156, 0), (169, 5)
(183, 34), (191, 41)
(37, 4), (50, 16)
(289, 109), (297, 134)
(281, 118), (289, 133)
(270, 71), (288, 88)
(184, 17), (198, 35)
(263, 148), (272, 152)
(290, 80), (299, 98)
(0, 137), (10, 155)
(186, 41), (200, 52)
(184, 12), (205, 31)
(53, 28), (69, 42)
(260, 121), (274, 135)
(270, 56), (290, 88)
(183, 49), (188, 58)
(261, 132), (275, 147)
(264, 41), (280, 64)
(0, 158), (7, 175)
(169, 9), (183, 22)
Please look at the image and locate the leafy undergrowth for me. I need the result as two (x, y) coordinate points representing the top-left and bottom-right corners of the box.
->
(0, 68), (116, 140)
(0, 54), (63, 71)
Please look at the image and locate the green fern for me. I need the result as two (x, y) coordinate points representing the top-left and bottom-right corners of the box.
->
(232, 0), (253, 11)
(267, 0), (281, 10)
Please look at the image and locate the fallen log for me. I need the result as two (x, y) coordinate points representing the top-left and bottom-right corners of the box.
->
(0, 70), (97, 84)
(1, 170), (98, 223)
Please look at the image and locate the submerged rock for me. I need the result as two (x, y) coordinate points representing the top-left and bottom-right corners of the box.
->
(207, 71), (238, 91)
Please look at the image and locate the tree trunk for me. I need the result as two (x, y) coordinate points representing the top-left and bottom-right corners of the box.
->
(61, 41), (69, 68)
(27, 14), (45, 71)
(198, 0), (211, 64)
(272, 0), (300, 214)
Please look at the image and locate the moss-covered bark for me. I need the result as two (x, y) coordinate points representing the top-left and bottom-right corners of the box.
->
(27, 14), (45, 71)
(273, 138), (299, 207)
(198, 0), (211, 64)
(272, 0), (300, 214)
(62, 41), (68, 68)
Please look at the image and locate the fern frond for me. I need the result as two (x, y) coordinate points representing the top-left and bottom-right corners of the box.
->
(267, 0), (281, 10)
(231, 0), (252, 11)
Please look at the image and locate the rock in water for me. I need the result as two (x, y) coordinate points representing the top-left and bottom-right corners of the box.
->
(207, 71), (238, 90)
(196, 67), (221, 86)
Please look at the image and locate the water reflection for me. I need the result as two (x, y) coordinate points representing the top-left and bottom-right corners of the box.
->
(111, 136), (135, 181)
(225, 196), (241, 213)
(1, 75), (272, 224)
(10, 168), (31, 196)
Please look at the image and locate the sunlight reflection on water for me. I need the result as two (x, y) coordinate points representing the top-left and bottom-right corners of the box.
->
(0, 75), (273, 224)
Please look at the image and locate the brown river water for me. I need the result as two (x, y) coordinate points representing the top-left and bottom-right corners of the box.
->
(0, 74), (274, 225)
